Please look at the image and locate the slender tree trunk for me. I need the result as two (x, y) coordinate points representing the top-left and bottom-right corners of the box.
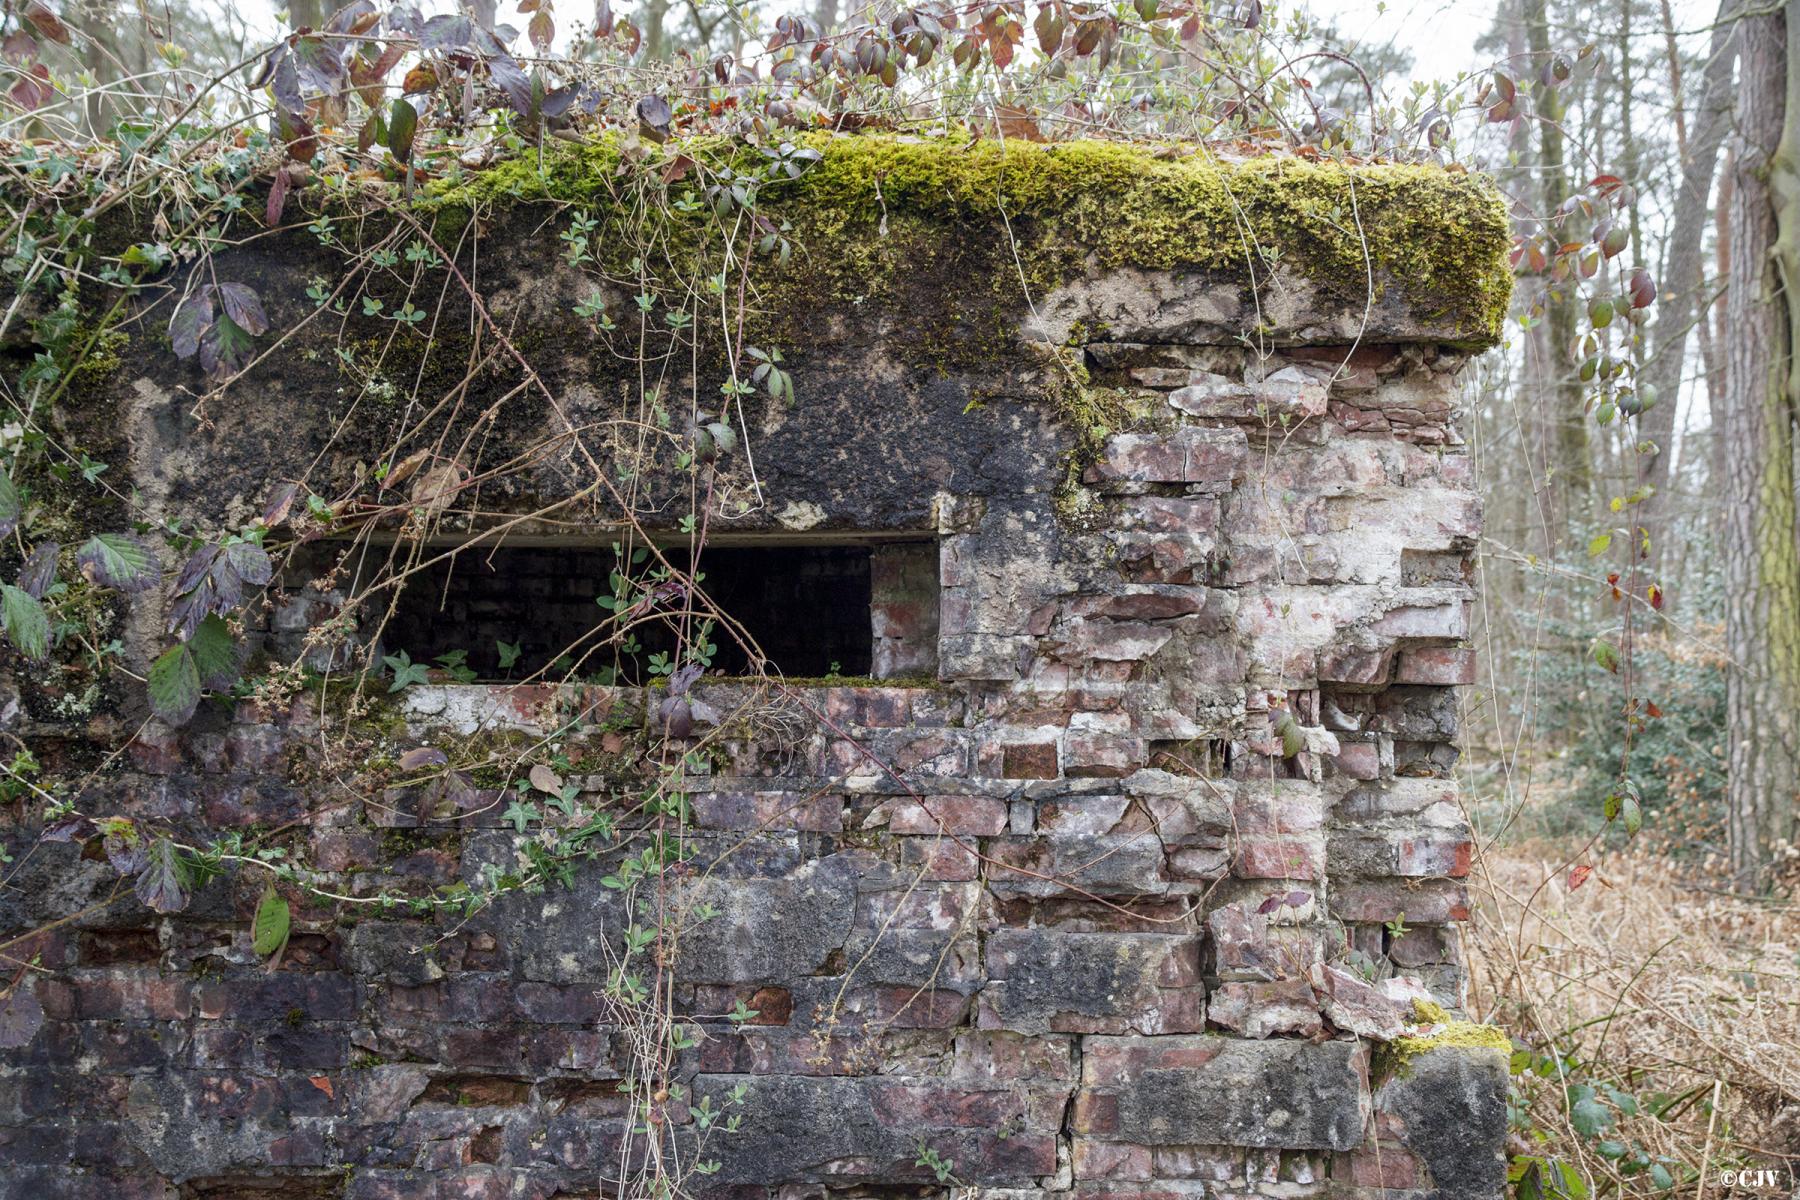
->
(288, 0), (330, 30)
(1641, 0), (1739, 568)
(640, 0), (671, 60)
(1724, 2), (1800, 885)
(1709, 152), (1735, 499)
(1524, 0), (1589, 533)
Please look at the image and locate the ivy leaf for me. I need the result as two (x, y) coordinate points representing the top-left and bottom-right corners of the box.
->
(383, 650), (429, 692)
(502, 797), (540, 833)
(252, 884), (291, 957)
(18, 541), (58, 599)
(0, 467), (20, 537)
(77, 532), (159, 593)
(133, 837), (191, 914)
(496, 640), (521, 669)
(1, 583), (49, 660)
(148, 640), (203, 725)
(0, 984), (44, 1049)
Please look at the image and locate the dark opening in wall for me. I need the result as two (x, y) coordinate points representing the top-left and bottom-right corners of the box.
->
(371, 540), (937, 683)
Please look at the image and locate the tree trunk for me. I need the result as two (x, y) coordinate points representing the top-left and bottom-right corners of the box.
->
(1724, 1), (1800, 885)
(288, 0), (331, 30)
(1523, 0), (1590, 533)
(1640, 0), (1739, 568)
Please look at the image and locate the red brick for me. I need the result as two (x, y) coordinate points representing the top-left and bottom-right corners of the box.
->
(1336, 1145), (1422, 1188)
(1396, 646), (1477, 685)
(1394, 834), (1474, 878)
(1333, 880), (1470, 924)
(887, 795), (1008, 836)
(1234, 835), (1326, 880)
(1073, 1139), (1155, 1180)
(1001, 742), (1059, 779)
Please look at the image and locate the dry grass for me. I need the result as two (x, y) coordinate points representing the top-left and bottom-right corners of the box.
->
(1466, 842), (1800, 1190)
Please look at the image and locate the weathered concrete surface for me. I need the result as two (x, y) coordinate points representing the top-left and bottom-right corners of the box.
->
(0, 136), (1509, 1199)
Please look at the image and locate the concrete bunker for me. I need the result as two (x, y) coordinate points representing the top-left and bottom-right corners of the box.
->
(0, 136), (1513, 1198)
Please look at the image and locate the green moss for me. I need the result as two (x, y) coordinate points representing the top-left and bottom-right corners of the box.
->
(415, 133), (1512, 348)
(1376, 999), (1514, 1080)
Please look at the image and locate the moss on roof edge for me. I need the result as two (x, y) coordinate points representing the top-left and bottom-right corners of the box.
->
(421, 133), (1514, 349)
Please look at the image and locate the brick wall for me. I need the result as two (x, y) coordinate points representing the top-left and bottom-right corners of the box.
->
(0, 341), (1505, 1198)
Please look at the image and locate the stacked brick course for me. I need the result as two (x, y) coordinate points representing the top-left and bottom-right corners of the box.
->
(0, 141), (1510, 1198)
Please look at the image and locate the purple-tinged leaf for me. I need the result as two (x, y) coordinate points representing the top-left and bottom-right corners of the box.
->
(399, 746), (449, 770)
(133, 838), (191, 914)
(175, 546), (220, 596)
(275, 108), (317, 163)
(658, 695), (693, 738)
(291, 33), (346, 96)
(76, 533), (159, 593)
(327, 0), (378, 34)
(170, 287), (215, 360)
(18, 541), (57, 599)
(488, 55), (531, 116)
(637, 93), (672, 138)
(421, 12), (473, 48)
(215, 283), (269, 337)
(23, 1), (70, 45)
(103, 825), (147, 875)
(2, 30), (40, 64)
(267, 51), (304, 115)
(262, 484), (299, 528)
(266, 165), (293, 227)
(198, 314), (258, 378)
(40, 815), (91, 843)
(222, 541), (273, 587)
(168, 578), (219, 640)
(541, 85), (578, 119)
